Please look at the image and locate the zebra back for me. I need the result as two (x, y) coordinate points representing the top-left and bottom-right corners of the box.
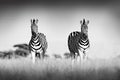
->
(38, 33), (48, 53)
(68, 31), (82, 54)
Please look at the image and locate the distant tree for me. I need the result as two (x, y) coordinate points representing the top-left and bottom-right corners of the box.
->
(13, 43), (29, 50)
(53, 54), (62, 59)
(4, 50), (14, 59)
(0, 50), (14, 59)
(13, 43), (30, 58)
(0, 51), (6, 59)
(14, 49), (29, 57)
(44, 54), (49, 58)
(0, 43), (30, 59)
(64, 52), (71, 59)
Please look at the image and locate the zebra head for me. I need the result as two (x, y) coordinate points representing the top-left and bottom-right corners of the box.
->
(80, 19), (89, 36)
(30, 19), (39, 35)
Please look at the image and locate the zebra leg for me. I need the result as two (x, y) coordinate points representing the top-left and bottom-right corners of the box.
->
(31, 51), (35, 63)
(83, 50), (86, 59)
(42, 49), (45, 59)
(71, 53), (76, 64)
(40, 53), (43, 60)
(71, 53), (74, 59)
(76, 52), (80, 62)
(79, 50), (83, 63)
(40, 49), (44, 60)
(36, 52), (40, 59)
(83, 50), (88, 60)
(83, 50), (89, 61)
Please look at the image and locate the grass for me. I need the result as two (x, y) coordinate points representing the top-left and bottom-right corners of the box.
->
(0, 57), (120, 80)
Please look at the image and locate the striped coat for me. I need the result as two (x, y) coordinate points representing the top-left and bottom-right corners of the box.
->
(29, 19), (48, 63)
(29, 33), (48, 56)
(68, 19), (90, 61)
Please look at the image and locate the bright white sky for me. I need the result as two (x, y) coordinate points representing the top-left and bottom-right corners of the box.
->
(0, 5), (120, 59)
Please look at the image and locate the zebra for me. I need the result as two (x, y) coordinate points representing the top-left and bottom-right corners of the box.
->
(29, 19), (48, 63)
(68, 19), (90, 62)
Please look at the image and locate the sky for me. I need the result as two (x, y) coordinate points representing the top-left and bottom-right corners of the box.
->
(0, 0), (120, 59)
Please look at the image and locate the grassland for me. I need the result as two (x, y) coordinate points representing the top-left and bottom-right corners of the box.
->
(0, 56), (120, 80)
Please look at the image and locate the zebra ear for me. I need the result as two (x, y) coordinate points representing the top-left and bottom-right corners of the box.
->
(86, 20), (89, 25)
(31, 19), (33, 24)
(36, 19), (38, 24)
(80, 20), (82, 24)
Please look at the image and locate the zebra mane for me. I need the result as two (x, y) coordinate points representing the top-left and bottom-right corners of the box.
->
(33, 19), (35, 24)
(83, 19), (85, 25)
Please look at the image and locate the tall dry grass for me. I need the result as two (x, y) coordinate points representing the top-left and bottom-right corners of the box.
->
(0, 57), (120, 80)
(0, 43), (120, 80)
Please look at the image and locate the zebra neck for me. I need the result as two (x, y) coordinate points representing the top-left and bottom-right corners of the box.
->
(81, 33), (88, 40)
(32, 31), (38, 39)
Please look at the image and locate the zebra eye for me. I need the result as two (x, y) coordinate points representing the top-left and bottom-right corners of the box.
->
(36, 19), (38, 24)
(86, 20), (89, 25)
(80, 20), (82, 24)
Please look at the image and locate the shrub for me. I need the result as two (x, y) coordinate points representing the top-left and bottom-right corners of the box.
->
(53, 54), (62, 59)
(64, 52), (71, 59)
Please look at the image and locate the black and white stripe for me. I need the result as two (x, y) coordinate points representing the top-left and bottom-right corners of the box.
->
(68, 19), (90, 61)
(29, 19), (48, 63)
